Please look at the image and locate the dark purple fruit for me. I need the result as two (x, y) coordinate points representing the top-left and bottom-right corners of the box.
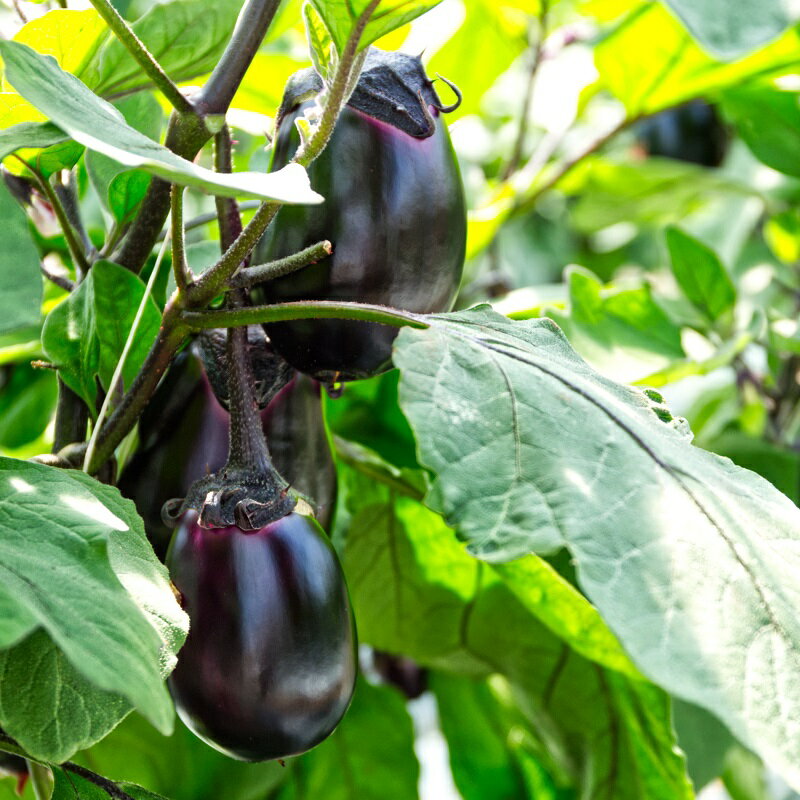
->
(167, 511), (357, 761)
(118, 348), (337, 556)
(251, 59), (466, 381)
(634, 101), (728, 167)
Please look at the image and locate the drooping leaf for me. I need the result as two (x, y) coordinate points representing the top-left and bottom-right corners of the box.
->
(86, 94), (162, 224)
(0, 179), (42, 336)
(0, 458), (188, 761)
(665, 226), (737, 322)
(660, 0), (790, 59)
(0, 121), (69, 160)
(309, 0), (442, 55)
(392, 306), (800, 789)
(340, 464), (692, 798)
(0, 631), (130, 764)
(595, 4), (800, 116)
(0, 41), (322, 205)
(272, 678), (419, 800)
(41, 260), (162, 409)
(722, 87), (800, 178)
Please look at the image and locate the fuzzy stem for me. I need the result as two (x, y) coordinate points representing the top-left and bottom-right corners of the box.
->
(182, 300), (429, 330)
(87, 0), (194, 114)
(170, 185), (191, 293)
(214, 125), (243, 252)
(228, 240), (332, 289)
(224, 296), (274, 473)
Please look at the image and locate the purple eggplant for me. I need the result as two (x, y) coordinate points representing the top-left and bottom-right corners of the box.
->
(251, 54), (466, 381)
(118, 348), (337, 556)
(167, 511), (357, 761)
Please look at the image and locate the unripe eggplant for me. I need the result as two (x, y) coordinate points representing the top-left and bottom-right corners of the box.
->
(252, 52), (466, 381)
(167, 511), (357, 761)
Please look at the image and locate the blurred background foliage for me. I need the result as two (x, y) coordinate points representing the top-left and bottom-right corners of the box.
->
(0, 0), (799, 797)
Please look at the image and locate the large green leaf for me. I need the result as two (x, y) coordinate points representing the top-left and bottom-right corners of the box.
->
(0, 631), (130, 764)
(86, 94), (162, 225)
(660, 0), (790, 59)
(595, 4), (800, 116)
(0, 365), (57, 449)
(42, 260), (162, 409)
(0, 41), (322, 205)
(309, 0), (442, 55)
(0, 458), (188, 761)
(0, 180), (42, 336)
(272, 679), (419, 800)
(341, 464), (692, 798)
(392, 306), (800, 789)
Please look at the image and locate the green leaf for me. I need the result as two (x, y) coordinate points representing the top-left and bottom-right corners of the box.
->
(0, 180), (42, 336)
(672, 699), (734, 790)
(0, 458), (188, 761)
(595, 4), (800, 116)
(304, 3), (336, 84)
(722, 87), (800, 177)
(547, 267), (685, 384)
(75, 713), (286, 800)
(309, 0), (442, 55)
(392, 306), (800, 789)
(273, 678), (419, 800)
(0, 631), (130, 764)
(665, 226), (737, 321)
(86, 94), (162, 224)
(42, 260), (162, 409)
(660, 0), (790, 59)
(0, 121), (69, 160)
(87, 0), (246, 98)
(51, 767), (170, 800)
(0, 41), (323, 205)
(0, 365), (57, 449)
(431, 673), (561, 800)
(341, 466), (692, 798)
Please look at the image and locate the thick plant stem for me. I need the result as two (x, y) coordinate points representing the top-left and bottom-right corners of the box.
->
(228, 240), (332, 288)
(53, 377), (88, 452)
(214, 126), (243, 251)
(83, 303), (189, 475)
(224, 296), (274, 473)
(87, 0), (193, 114)
(171, 185), (191, 293)
(183, 300), (429, 330)
(196, 0), (283, 116)
(114, 0), (282, 274)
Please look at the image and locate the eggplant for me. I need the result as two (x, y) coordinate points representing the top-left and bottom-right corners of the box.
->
(118, 348), (337, 556)
(252, 52), (466, 381)
(167, 511), (357, 761)
(634, 101), (728, 167)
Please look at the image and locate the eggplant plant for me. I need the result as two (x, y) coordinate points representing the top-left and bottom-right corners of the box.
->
(0, 0), (799, 799)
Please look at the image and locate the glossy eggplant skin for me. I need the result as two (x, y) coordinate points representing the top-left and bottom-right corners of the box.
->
(251, 103), (467, 381)
(635, 101), (727, 167)
(117, 350), (337, 557)
(167, 511), (357, 761)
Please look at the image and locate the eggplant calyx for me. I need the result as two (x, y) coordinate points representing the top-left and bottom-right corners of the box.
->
(279, 48), (462, 139)
(197, 327), (293, 410)
(161, 465), (296, 530)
